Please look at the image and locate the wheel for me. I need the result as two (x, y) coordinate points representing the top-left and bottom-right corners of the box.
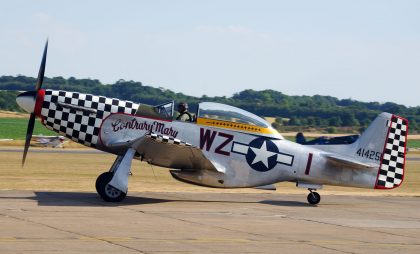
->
(95, 172), (127, 202)
(307, 192), (321, 205)
(95, 172), (112, 195)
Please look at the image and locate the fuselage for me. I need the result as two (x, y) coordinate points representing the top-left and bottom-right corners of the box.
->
(30, 89), (378, 189)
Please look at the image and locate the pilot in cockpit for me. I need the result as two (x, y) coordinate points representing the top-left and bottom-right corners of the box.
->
(176, 102), (192, 122)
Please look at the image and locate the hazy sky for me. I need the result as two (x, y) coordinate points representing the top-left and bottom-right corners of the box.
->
(1, 0), (419, 106)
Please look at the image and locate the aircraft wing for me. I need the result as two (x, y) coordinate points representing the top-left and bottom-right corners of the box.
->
(323, 153), (377, 169)
(107, 133), (219, 172)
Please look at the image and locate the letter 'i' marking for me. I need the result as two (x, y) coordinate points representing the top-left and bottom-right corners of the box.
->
(305, 153), (313, 175)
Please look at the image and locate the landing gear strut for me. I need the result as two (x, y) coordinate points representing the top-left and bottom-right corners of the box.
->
(95, 148), (136, 202)
(307, 189), (321, 205)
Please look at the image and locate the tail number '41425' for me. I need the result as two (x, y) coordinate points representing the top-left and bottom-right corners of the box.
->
(356, 148), (382, 161)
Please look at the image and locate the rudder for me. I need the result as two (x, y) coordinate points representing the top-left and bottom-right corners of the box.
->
(375, 115), (408, 189)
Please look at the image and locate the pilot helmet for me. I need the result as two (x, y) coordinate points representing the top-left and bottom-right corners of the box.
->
(178, 102), (188, 113)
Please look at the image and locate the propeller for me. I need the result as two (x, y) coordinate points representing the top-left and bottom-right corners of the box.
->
(21, 40), (48, 167)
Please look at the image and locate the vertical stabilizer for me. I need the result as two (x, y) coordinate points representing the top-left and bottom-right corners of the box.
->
(314, 112), (409, 189)
(375, 115), (408, 189)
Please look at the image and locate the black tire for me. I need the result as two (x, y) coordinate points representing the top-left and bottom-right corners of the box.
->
(95, 172), (112, 195)
(95, 172), (127, 202)
(307, 192), (321, 205)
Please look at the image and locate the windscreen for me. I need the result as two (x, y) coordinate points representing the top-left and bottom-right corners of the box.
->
(135, 101), (174, 121)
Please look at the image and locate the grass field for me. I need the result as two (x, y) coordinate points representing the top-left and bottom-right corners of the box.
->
(0, 118), (57, 139)
(0, 148), (419, 196)
(409, 139), (420, 148)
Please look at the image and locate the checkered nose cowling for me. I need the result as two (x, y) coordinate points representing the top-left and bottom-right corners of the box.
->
(41, 90), (139, 147)
(376, 115), (408, 189)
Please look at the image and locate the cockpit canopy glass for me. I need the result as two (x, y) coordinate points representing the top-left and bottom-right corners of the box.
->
(197, 102), (269, 127)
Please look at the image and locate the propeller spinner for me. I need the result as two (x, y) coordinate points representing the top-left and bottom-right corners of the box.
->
(16, 40), (48, 167)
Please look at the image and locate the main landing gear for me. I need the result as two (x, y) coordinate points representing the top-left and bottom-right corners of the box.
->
(307, 189), (321, 205)
(95, 148), (136, 202)
(96, 172), (126, 202)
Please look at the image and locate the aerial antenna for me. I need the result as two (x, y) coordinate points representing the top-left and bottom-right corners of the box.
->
(149, 163), (157, 181)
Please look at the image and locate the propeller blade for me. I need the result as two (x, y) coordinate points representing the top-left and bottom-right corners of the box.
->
(35, 40), (48, 91)
(22, 113), (36, 167)
(21, 40), (48, 167)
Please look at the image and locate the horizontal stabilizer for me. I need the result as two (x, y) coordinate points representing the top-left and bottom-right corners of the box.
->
(324, 154), (376, 169)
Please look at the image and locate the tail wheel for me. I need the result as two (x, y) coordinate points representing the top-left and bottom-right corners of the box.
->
(95, 172), (127, 202)
(307, 191), (321, 205)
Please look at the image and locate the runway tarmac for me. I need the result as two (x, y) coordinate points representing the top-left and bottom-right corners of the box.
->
(0, 190), (419, 253)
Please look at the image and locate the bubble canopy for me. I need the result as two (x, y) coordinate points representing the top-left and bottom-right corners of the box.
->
(197, 102), (270, 128)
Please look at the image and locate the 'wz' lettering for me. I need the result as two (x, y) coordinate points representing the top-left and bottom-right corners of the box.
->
(200, 128), (234, 156)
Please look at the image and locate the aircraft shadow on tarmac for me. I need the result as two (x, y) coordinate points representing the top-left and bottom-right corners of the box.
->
(24, 191), (309, 207)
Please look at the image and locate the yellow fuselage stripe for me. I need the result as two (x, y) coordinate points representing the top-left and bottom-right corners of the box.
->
(196, 118), (277, 135)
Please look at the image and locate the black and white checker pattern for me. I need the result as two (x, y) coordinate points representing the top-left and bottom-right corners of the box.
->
(41, 90), (139, 147)
(147, 133), (192, 147)
(376, 116), (408, 189)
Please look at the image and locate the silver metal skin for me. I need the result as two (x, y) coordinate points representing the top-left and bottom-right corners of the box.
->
(19, 88), (407, 201)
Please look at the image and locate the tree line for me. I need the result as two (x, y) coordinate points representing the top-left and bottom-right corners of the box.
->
(1, 75), (419, 133)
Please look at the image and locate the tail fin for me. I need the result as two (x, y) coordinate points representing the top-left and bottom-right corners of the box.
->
(356, 113), (408, 189)
(376, 114), (408, 189)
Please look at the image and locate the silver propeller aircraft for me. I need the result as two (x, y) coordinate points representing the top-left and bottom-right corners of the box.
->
(16, 42), (409, 204)
(32, 135), (67, 148)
